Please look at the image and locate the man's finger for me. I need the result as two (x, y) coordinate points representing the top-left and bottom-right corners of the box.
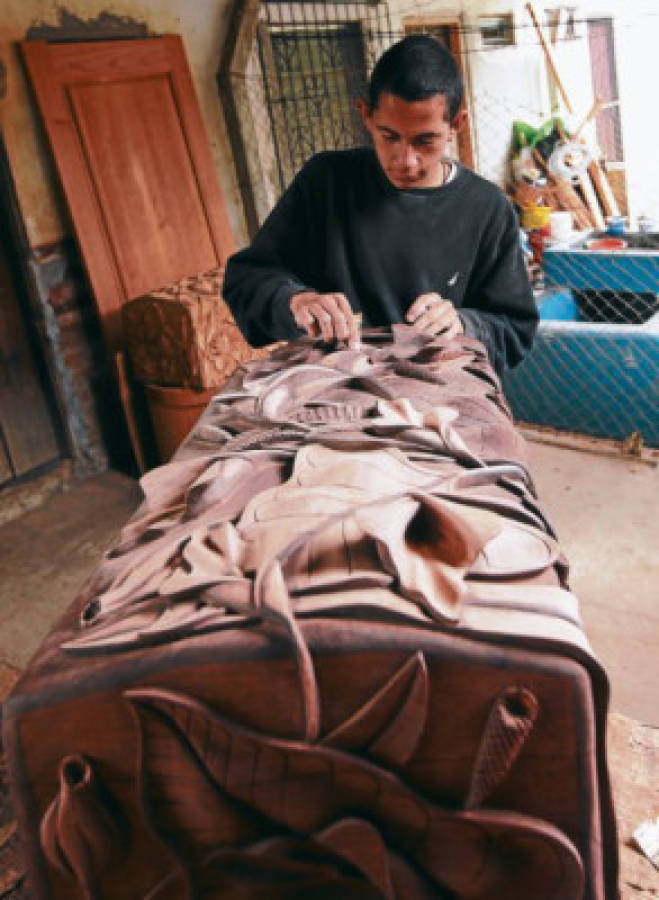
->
(333, 294), (361, 348)
(309, 304), (335, 342)
(444, 321), (463, 339)
(321, 296), (350, 341)
(332, 294), (356, 342)
(347, 313), (361, 349)
(291, 306), (317, 337)
(293, 307), (314, 327)
(290, 293), (317, 332)
(413, 304), (457, 333)
(290, 291), (360, 345)
(406, 293), (443, 322)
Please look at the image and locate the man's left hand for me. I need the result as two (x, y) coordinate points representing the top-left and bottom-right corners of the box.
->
(406, 293), (464, 338)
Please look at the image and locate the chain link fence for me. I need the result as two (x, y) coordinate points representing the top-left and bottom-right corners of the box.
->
(220, 2), (659, 448)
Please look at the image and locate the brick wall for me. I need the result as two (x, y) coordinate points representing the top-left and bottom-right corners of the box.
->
(26, 239), (133, 474)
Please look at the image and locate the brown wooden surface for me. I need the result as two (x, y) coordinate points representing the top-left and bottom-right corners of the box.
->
(588, 160), (620, 218)
(0, 441), (11, 484)
(2, 331), (620, 898)
(578, 171), (606, 230)
(3, 642), (654, 899)
(20, 37), (237, 355)
(122, 267), (272, 390)
(0, 237), (60, 482)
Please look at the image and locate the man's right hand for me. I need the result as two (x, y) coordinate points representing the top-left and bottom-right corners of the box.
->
(290, 291), (360, 348)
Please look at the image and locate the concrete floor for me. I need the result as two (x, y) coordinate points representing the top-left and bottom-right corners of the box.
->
(526, 441), (658, 724)
(0, 440), (657, 724)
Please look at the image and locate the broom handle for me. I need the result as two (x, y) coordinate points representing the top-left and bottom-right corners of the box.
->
(525, 2), (574, 114)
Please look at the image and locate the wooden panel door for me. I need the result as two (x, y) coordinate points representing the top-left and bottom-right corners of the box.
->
(21, 37), (237, 355)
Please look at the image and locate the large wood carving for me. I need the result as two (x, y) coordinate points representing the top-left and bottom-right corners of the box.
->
(3, 328), (618, 898)
(122, 267), (271, 389)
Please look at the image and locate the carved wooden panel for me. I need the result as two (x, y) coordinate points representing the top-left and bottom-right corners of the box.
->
(122, 267), (272, 389)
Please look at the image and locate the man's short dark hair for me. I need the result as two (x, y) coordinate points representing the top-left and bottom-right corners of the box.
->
(368, 34), (463, 121)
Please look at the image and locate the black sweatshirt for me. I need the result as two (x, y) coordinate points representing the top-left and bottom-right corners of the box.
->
(223, 149), (537, 373)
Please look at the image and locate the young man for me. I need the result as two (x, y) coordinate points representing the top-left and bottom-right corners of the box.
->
(223, 34), (537, 374)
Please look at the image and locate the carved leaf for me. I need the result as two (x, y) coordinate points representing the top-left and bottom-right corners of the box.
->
(126, 687), (584, 898)
(129, 699), (267, 867)
(316, 818), (396, 899)
(39, 756), (123, 897)
(322, 652), (428, 768)
(465, 686), (540, 810)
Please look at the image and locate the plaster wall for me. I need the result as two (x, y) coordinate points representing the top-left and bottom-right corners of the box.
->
(4, 1), (655, 249)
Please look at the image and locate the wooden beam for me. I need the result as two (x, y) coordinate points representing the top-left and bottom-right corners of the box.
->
(525, 2), (574, 114)
(577, 173), (606, 230)
(588, 161), (621, 219)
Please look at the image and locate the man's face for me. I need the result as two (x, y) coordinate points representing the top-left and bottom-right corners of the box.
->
(359, 92), (459, 189)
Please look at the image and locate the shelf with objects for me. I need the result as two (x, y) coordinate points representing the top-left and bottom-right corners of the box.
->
(506, 117), (658, 447)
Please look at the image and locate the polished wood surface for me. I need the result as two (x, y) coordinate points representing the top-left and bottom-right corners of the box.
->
(21, 37), (236, 354)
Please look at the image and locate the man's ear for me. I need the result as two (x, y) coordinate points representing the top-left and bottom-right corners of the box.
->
(356, 97), (371, 126)
(451, 108), (468, 133)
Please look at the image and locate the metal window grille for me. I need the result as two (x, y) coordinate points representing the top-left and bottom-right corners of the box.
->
(257, 0), (393, 192)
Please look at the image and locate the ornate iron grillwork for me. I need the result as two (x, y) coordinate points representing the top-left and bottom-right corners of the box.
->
(258, 0), (394, 191)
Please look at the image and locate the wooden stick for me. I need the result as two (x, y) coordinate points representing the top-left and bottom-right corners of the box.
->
(577, 173), (606, 230)
(588, 160), (621, 218)
(553, 182), (595, 230)
(115, 350), (147, 474)
(525, 2), (574, 114)
(573, 98), (604, 143)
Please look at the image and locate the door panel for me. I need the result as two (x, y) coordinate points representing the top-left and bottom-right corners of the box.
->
(21, 37), (236, 354)
(0, 238), (60, 482)
(71, 76), (217, 300)
(587, 18), (623, 163)
(21, 36), (237, 470)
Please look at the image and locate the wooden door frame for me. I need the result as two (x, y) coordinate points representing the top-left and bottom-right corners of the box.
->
(0, 136), (67, 483)
(403, 16), (476, 170)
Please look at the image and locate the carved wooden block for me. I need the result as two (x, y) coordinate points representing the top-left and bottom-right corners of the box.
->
(3, 328), (618, 899)
(121, 267), (271, 389)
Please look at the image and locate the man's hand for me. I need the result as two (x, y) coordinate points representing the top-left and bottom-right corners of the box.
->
(406, 293), (464, 338)
(290, 291), (360, 348)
